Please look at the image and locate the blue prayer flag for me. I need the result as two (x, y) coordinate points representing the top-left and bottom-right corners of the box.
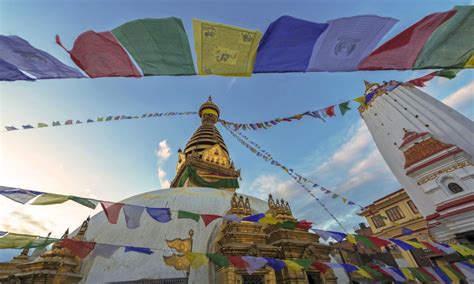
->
(146, 207), (171, 223)
(242, 213), (265, 222)
(22, 125), (34, 129)
(254, 16), (328, 73)
(389, 239), (414, 250)
(86, 119), (94, 123)
(0, 35), (84, 79)
(365, 92), (375, 104)
(341, 263), (359, 273)
(432, 266), (451, 284)
(0, 186), (42, 204)
(124, 246), (154, 255)
(0, 231), (6, 236)
(401, 227), (413, 236)
(123, 204), (145, 229)
(89, 243), (120, 259)
(327, 231), (347, 242)
(264, 257), (286, 271)
(0, 59), (34, 81)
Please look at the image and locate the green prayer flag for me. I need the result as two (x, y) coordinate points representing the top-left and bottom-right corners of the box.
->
(435, 69), (461, 79)
(414, 6), (474, 69)
(338, 101), (351, 116)
(25, 236), (58, 248)
(361, 265), (383, 278)
(112, 18), (196, 76)
(332, 194), (338, 199)
(295, 259), (313, 269)
(206, 253), (230, 267)
(32, 193), (70, 205)
(408, 267), (431, 282)
(69, 196), (99, 209)
(355, 235), (377, 250)
(279, 221), (297, 230)
(178, 210), (200, 222)
(0, 233), (37, 249)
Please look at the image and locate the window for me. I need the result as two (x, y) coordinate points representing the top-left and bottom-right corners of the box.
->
(386, 206), (405, 222)
(371, 215), (386, 228)
(407, 200), (419, 214)
(448, 183), (464, 194)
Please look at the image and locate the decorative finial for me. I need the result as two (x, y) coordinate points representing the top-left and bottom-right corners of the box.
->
(208, 95), (212, 102)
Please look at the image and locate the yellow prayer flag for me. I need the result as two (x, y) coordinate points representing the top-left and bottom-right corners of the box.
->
(401, 268), (415, 281)
(404, 240), (425, 249)
(193, 19), (262, 77)
(259, 214), (280, 225)
(184, 252), (209, 269)
(283, 260), (303, 271)
(450, 244), (473, 257)
(346, 234), (357, 245)
(342, 197), (347, 203)
(37, 123), (48, 128)
(0, 233), (37, 249)
(465, 53), (474, 68)
(32, 193), (70, 205)
(353, 96), (366, 106)
(356, 269), (373, 279)
(439, 265), (461, 282)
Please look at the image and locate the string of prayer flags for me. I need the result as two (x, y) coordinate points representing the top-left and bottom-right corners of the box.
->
(0, 233), (41, 249)
(177, 210), (200, 222)
(0, 186), (42, 204)
(0, 35), (84, 80)
(146, 207), (172, 223)
(101, 201), (125, 224)
(193, 19), (262, 76)
(408, 69), (461, 87)
(111, 18), (195, 76)
(358, 10), (456, 70)
(0, 59), (34, 81)
(55, 32), (142, 78)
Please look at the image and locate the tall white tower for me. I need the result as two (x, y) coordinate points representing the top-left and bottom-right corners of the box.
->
(359, 80), (474, 242)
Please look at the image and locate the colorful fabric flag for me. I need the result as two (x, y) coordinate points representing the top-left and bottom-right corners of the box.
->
(338, 101), (351, 116)
(408, 267), (431, 282)
(0, 231), (6, 236)
(367, 236), (391, 247)
(146, 207), (171, 223)
(60, 238), (96, 258)
(430, 242), (456, 254)
(414, 6), (474, 69)
(112, 18), (195, 76)
(420, 241), (443, 254)
(346, 234), (357, 245)
(432, 266), (452, 284)
(279, 221), (297, 230)
(312, 261), (330, 273)
(69, 196), (98, 209)
(308, 15), (397, 71)
(326, 230), (347, 242)
(379, 267), (406, 282)
(401, 227), (414, 236)
(408, 71), (437, 87)
(241, 213), (265, 222)
(0, 59), (34, 81)
(206, 253), (230, 267)
(355, 235), (377, 249)
(401, 268), (415, 281)
(193, 19), (262, 76)
(356, 268), (373, 279)
(31, 193), (70, 205)
(200, 214), (222, 226)
(56, 32), (141, 78)
(454, 262), (474, 280)
(242, 256), (267, 274)
(389, 238), (414, 250)
(296, 220), (312, 231)
(0, 35), (84, 79)
(123, 204), (145, 229)
(5, 126), (18, 131)
(184, 252), (209, 269)
(265, 257), (286, 271)
(0, 233), (37, 249)
(324, 106), (336, 117)
(177, 210), (200, 222)
(65, 120), (73, 125)
(0, 187), (42, 204)
(100, 201), (125, 224)
(253, 16), (328, 72)
(124, 246), (154, 255)
(89, 243), (120, 259)
(259, 214), (280, 225)
(353, 96), (366, 106)
(37, 123), (48, 128)
(25, 236), (57, 249)
(222, 214), (241, 223)
(404, 240), (425, 249)
(22, 125), (33, 129)
(359, 10), (456, 70)
(294, 259), (313, 269)
(340, 263), (359, 273)
(283, 260), (303, 271)
(420, 267), (440, 282)
(228, 256), (248, 269)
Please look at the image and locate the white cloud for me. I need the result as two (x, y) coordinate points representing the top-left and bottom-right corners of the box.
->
(155, 140), (171, 161)
(442, 81), (474, 110)
(246, 174), (298, 200)
(157, 167), (171, 188)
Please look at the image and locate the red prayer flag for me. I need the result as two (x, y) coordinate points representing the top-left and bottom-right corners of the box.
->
(420, 241), (443, 254)
(312, 261), (330, 273)
(325, 106), (336, 117)
(369, 264), (391, 277)
(100, 201), (125, 224)
(367, 236), (391, 247)
(228, 256), (248, 269)
(60, 238), (96, 258)
(296, 220), (313, 231)
(56, 31), (141, 78)
(359, 10), (456, 70)
(407, 72), (437, 87)
(200, 214), (222, 226)
(418, 267), (437, 281)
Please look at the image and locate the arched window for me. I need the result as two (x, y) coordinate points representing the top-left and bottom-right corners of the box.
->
(447, 183), (464, 194)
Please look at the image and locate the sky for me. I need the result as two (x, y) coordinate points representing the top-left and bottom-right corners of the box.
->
(0, 0), (473, 261)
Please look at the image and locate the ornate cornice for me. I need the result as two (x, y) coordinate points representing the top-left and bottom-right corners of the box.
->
(417, 160), (472, 185)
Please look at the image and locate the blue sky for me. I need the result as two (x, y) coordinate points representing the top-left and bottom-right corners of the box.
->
(0, 0), (472, 261)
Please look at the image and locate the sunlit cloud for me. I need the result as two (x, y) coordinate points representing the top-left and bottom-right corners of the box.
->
(155, 140), (171, 161)
(442, 81), (474, 113)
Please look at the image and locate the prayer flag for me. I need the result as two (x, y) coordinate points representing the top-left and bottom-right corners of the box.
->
(0, 233), (37, 249)
(378, 267), (405, 281)
(5, 126), (18, 131)
(22, 125), (33, 129)
(87, 119), (94, 123)
(242, 256), (267, 274)
(60, 238), (95, 258)
(346, 234), (357, 244)
(311, 229), (332, 241)
(123, 204), (145, 229)
(294, 259), (313, 269)
(112, 18), (195, 76)
(361, 265), (383, 278)
(338, 101), (351, 116)
(178, 210), (200, 222)
(325, 106), (336, 117)
(353, 96), (366, 106)
(69, 196), (98, 209)
(146, 207), (171, 223)
(364, 92), (374, 104)
(401, 227), (414, 236)
(454, 262), (474, 280)
(419, 267), (438, 281)
(265, 257), (286, 271)
(193, 19), (262, 76)
(65, 120), (73, 125)
(420, 241), (443, 254)
(404, 240), (425, 249)
(408, 267), (431, 282)
(89, 243), (120, 259)
(0, 231), (6, 237)
(32, 193), (70, 205)
(414, 6), (474, 69)
(124, 246), (154, 255)
(355, 235), (377, 249)
(100, 201), (125, 224)
(184, 252), (209, 269)
(308, 15), (397, 71)
(341, 263), (359, 273)
(389, 239), (414, 250)
(228, 256), (248, 269)
(37, 123), (48, 128)
(432, 266), (452, 284)
(25, 236), (57, 248)
(367, 236), (391, 247)
(296, 220), (312, 231)
(283, 260), (303, 271)
(312, 261), (330, 273)
(254, 16), (328, 72)
(401, 268), (415, 281)
(52, 121), (61, 126)
(0, 186), (42, 204)
(327, 231), (347, 242)
(200, 214), (222, 226)
(430, 242), (456, 254)
(359, 10), (456, 70)
(56, 32), (141, 78)
(279, 221), (297, 230)
(408, 71), (437, 87)
(0, 59), (33, 81)
(242, 213), (265, 222)
(222, 214), (241, 223)
(0, 35), (84, 79)
(259, 214), (280, 225)
(206, 253), (230, 267)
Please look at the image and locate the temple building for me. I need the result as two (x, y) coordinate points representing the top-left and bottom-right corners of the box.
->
(0, 97), (335, 283)
(359, 80), (474, 243)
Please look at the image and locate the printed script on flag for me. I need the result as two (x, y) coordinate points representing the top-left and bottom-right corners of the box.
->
(193, 19), (262, 76)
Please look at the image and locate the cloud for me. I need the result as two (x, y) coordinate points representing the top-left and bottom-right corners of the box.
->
(2, 210), (50, 234)
(442, 81), (474, 110)
(155, 140), (171, 161)
(157, 167), (171, 188)
(246, 174), (298, 200)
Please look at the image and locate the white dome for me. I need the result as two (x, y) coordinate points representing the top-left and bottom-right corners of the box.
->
(78, 187), (269, 283)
